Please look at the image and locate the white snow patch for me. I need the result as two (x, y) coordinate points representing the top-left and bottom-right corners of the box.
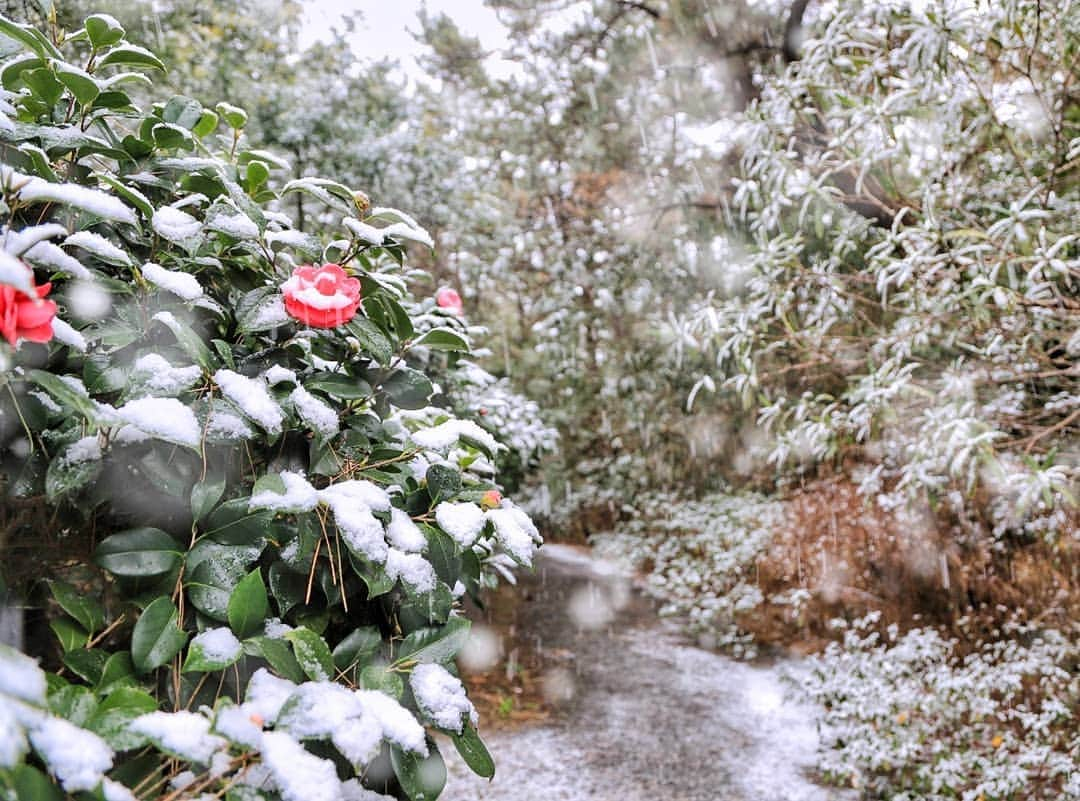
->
(243, 669), (297, 724)
(487, 504), (541, 566)
(410, 663), (477, 733)
(23, 241), (91, 279)
(411, 420), (501, 455)
(141, 262), (203, 300)
(190, 627), (242, 664)
(214, 369), (284, 434)
(129, 710), (226, 764)
(263, 365), (298, 385)
(50, 318), (87, 352)
(30, 716), (112, 791)
(386, 507), (426, 552)
(250, 471), (319, 513)
(385, 548), (436, 593)
(131, 353), (202, 395)
(63, 231), (130, 265)
(152, 205), (202, 243)
(16, 178), (137, 226)
(0, 646), (46, 704)
(260, 731), (342, 801)
(289, 385), (339, 437)
(115, 397), (201, 448)
(355, 690), (427, 754)
(435, 502), (486, 548)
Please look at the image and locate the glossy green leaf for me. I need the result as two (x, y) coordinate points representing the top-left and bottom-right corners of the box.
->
(391, 741), (446, 801)
(452, 725), (495, 779)
(414, 328), (469, 353)
(84, 13), (125, 49)
(94, 527), (183, 578)
(130, 597), (188, 673)
(228, 569), (269, 639)
(47, 580), (104, 635)
(285, 627), (334, 681)
(98, 44), (165, 71)
(394, 616), (471, 666)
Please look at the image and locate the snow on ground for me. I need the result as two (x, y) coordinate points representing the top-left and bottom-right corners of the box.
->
(441, 546), (853, 801)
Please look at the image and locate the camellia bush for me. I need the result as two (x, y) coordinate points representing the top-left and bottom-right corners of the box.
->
(0, 12), (542, 801)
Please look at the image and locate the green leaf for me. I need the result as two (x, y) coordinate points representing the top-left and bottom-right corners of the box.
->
(202, 498), (273, 546)
(281, 177), (353, 215)
(48, 684), (97, 726)
(52, 61), (99, 106)
(11, 765), (62, 801)
(285, 627), (334, 681)
(84, 13), (125, 49)
(304, 373), (372, 400)
(152, 122), (195, 151)
(186, 543), (259, 621)
(97, 44), (165, 71)
(47, 580), (105, 635)
(228, 569), (269, 639)
(244, 636), (305, 683)
(346, 317), (393, 365)
(96, 173), (154, 218)
(192, 108), (219, 138)
(236, 285), (288, 333)
(414, 328), (470, 353)
(245, 159), (269, 191)
(86, 687), (157, 750)
(162, 95), (204, 129)
(0, 15), (62, 60)
(394, 617), (471, 666)
(45, 448), (101, 503)
(391, 742), (446, 801)
(183, 629), (242, 673)
(130, 597), (188, 673)
(150, 312), (214, 370)
(215, 101), (248, 129)
(94, 527), (183, 578)
(381, 368), (434, 410)
(423, 526), (461, 587)
(268, 562), (306, 617)
(425, 464), (461, 504)
(0, 53), (41, 90)
(452, 725), (495, 778)
(25, 369), (100, 421)
(97, 651), (136, 693)
(191, 475), (226, 523)
(332, 626), (382, 671)
(349, 553), (395, 598)
(61, 649), (107, 684)
(360, 664), (404, 697)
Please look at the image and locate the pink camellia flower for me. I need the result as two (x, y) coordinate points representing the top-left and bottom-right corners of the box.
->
(480, 489), (503, 510)
(435, 286), (463, 315)
(281, 263), (362, 328)
(1, 274), (56, 347)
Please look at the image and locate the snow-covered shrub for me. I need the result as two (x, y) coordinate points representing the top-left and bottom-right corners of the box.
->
(0, 13), (540, 799)
(592, 490), (784, 657)
(805, 615), (1080, 800)
(681, 0), (1079, 537)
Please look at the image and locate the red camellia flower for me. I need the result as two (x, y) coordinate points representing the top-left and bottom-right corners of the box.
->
(0, 273), (56, 347)
(435, 286), (463, 315)
(480, 489), (503, 509)
(281, 263), (362, 328)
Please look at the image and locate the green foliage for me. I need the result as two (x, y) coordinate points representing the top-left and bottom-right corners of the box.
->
(0, 13), (539, 800)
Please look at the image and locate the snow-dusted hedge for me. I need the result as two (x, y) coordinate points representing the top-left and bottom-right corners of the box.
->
(592, 490), (784, 657)
(681, 0), (1078, 537)
(806, 614), (1079, 800)
(0, 13), (540, 800)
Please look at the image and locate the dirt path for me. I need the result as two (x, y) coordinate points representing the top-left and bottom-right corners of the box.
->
(441, 545), (854, 801)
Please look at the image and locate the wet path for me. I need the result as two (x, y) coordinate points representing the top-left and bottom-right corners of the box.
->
(441, 545), (855, 801)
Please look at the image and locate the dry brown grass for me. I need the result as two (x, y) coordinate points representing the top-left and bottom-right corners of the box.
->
(739, 476), (1079, 653)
